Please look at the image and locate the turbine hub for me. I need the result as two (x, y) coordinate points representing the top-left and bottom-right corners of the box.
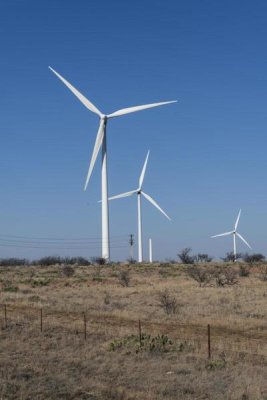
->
(101, 115), (108, 122)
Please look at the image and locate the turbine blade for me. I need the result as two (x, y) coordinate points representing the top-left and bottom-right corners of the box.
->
(142, 191), (171, 220)
(236, 232), (252, 249)
(211, 231), (233, 238)
(235, 209), (241, 230)
(108, 190), (137, 201)
(139, 150), (150, 189)
(107, 100), (177, 118)
(84, 119), (105, 191)
(49, 66), (102, 117)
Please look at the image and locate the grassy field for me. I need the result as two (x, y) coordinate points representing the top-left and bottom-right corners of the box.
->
(0, 262), (266, 399)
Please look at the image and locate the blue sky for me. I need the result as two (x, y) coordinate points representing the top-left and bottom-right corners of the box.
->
(0, 0), (267, 261)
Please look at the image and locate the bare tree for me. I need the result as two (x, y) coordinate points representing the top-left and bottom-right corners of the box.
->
(177, 248), (195, 264)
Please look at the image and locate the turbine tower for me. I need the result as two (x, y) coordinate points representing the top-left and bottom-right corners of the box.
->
(211, 209), (252, 261)
(108, 151), (171, 262)
(49, 67), (176, 261)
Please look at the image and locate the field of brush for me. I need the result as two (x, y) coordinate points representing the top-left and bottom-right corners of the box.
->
(0, 262), (266, 400)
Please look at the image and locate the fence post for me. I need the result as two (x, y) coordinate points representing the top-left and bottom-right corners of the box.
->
(138, 319), (142, 345)
(83, 313), (87, 340)
(4, 305), (7, 328)
(207, 324), (211, 359)
(40, 308), (43, 332)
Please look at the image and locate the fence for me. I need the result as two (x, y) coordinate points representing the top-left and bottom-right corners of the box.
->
(1, 303), (267, 362)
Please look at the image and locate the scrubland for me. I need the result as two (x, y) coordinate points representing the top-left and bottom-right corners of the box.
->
(0, 262), (266, 399)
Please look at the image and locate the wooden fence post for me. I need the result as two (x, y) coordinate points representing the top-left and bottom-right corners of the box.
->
(83, 313), (87, 340)
(4, 305), (7, 328)
(138, 319), (142, 345)
(40, 308), (43, 332)
(207, 324), (211, 359)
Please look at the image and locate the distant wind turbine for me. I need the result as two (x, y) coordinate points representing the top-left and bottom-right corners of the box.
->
(49, 66), (176, 261)
(211, 209), (252, 261)
(108, 151), (171, 262)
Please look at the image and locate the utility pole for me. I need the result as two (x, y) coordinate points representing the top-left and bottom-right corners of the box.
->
(129, 234), (134, 260)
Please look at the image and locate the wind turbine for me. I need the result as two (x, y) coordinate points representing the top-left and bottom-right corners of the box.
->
(49, 67), (176, 261)
(211, 209), (252, 261)
(108, 151), (171, 262)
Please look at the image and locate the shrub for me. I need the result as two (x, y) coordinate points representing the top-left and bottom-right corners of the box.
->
(242, 253), (265, 265)
(91, 257), (106, 265)
(0, 258), (29, 266)
(103, 291), (111, 305)
(259, 265), (267, 281)
(158, 289), (178, 314)
(62, 257), (91, 266)
(206, 354), (226, 370)
(187, 266), (212, 287)
(3, 286), (18, 292)
(215, 268), (238, 287)
(126, 257), (136, 264)
(221, 252), (242, 262)
(118, 270), (130, 287)
(62, 265), (75, 277)
(239, 265), (250, 277)
(33, 256), (62, 266)
(177, 248), (195, 264)
(109, 333), (191, 354)
(195, 254), (213, 263)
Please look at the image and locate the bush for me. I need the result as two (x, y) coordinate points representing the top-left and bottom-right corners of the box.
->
(126, 257), (137, 264)
(62, 257), (91, 266)
(109, 333), (191, 354)
(118, 270), (130, 287)
(239, 265), (250, 277)
(158, 289), (178, 314)
(215, 268), (238, 287)
(187, 266), (212, 287)
(32, 256), (91, 266)
(259, 265), (267, 281)
(0, 258), (29, 266)
(242, 253), (265, 265)
(221, 252), (242, 262)
(62, 265), (75, 277)
(177, 248), (195, 264)
(91, 257), (106, 265)
(32, 256), (62, 266)
(195, 254), (213, 263)
(206, 353), (226, 370)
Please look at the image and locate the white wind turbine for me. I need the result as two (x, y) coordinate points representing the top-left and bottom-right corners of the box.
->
(49, 67), (176, 260)
(211, 209), (252, 261)
(108, 151), (171, 262)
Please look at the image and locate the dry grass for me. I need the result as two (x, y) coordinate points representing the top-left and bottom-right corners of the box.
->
(0, 262), (266, 399)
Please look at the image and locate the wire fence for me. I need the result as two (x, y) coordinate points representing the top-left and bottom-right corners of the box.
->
(1, 303), (266, 363)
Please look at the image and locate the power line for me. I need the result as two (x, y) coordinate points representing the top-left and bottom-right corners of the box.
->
(0, 233), (128, 241)
(0, 243), (128, 250)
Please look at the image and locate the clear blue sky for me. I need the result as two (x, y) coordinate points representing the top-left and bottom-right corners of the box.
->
(0, 0), (266, 261)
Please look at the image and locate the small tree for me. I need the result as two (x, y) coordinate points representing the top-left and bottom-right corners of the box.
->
(177, 248), (195, 264)
(195, 253), (213, 263)
(242, 253), (265, 265)
(221, 252), (242, 263)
